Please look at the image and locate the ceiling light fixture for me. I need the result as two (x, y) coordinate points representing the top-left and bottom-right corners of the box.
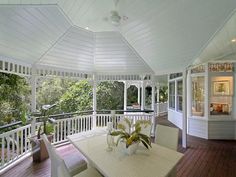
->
(231, 38), (236, 43)
(85, 27), (89, 30)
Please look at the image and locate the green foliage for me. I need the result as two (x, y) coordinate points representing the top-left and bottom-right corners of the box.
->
(145, 87), (152, 108)
(37, 79), (125, 113)
(97, 81), (124, 110)
(159, 86), (168, 102)
(0, 72), (30, 125)
(59, 80), (93, 112)
(37, 78), (75, 113)
(37, 123), (54, 138)
(127, 86), (138, 105)
(21, 110), (27, 125)
(111, 118), (152, 149)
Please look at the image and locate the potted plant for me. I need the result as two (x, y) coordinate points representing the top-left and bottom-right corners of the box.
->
(30, 104), (56, 162)
(110, 118), (152, 155)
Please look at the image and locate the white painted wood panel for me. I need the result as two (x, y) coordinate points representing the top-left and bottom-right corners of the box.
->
(208, 120), (236, 139)
(40, 26), (94, 71)
(168, 109), (183, 129)
(95, 31), (152, 74)
(0, 5), (71, 63)
(196, 11), (236, 64)
(188, 117), (208, 139)
(120, 0), (236, 74)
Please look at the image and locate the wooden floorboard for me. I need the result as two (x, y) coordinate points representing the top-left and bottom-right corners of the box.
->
(2, 116), (236, 177)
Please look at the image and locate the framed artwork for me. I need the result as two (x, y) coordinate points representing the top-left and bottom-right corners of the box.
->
(213, 81), (230, 95)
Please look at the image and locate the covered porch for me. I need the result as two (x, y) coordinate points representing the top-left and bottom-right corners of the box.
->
(1, 0), (236, 176)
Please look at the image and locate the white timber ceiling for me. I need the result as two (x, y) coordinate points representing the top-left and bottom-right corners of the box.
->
(0, 0), (236, 75)
(0, 4), (71, 64)
(38, 26), (94, 72)
(94, 31), (152, 74)
(195, 11), (236, 64)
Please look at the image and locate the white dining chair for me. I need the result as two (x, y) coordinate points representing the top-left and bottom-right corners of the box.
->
(42, 134), (88, 177)
(154, 124), (179, 151)
(140, 123), (152, 137)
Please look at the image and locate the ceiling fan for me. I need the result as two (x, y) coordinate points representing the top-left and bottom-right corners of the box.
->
(103, 0), (128, 26)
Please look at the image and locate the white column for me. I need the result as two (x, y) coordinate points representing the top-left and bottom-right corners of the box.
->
(156, 85), (160, 103)
(156, 85), (160, 116)
(31, 75), (37, 112)
(30, 72), (37, 136)
(151, 83), (156, 136)
(137, 83), (140, 105)
(92, 77), (97, 130)
(141, 81), (145, 110)
(187, 70), (191, 128)
(204, 63), (209, 120)
(151, 84), (155, 111)
(182, 70), (188, 148)
(124, 81), (127, 111)
(175, 80), (178, 112)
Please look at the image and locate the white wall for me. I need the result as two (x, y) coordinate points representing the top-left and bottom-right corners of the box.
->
(208, 120), (235, 139)
(188, 118), (208, 139)
(168, 109), (183, 129)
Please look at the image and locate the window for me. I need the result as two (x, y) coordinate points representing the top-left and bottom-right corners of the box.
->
(177, 80), (183, 112)
(210, 76), (233, 116)
(192, 76), (204, 117)
(169, 73), (182, 79)
(169, 82), (175, 109)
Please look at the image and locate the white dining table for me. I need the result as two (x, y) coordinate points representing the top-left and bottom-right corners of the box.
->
(67, 131), (183, 177)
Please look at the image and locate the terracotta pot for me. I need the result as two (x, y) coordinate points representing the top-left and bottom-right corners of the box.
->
(30, 134), (53, 162)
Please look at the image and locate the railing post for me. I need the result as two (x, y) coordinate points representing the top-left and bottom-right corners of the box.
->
(151, 112), (155, 137)
(31, 117), (36, 136)
(93, 111), (97, 130)
(151, 83), (155, 114)
(156, 85), (160, 116)
(30, 69), (37, 113)
(123, 81), (127, 111)
(141, 80), (145, 111)
(111, 110), (116, 129)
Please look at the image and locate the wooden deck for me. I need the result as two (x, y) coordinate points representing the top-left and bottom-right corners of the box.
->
(2, 116), (236, 177)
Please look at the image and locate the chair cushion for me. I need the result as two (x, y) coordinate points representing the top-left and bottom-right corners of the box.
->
(63, 153), (87, 176)
(75, 167), (103, 177)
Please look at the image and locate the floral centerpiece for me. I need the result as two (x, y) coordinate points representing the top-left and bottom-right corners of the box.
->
(110, 118), (152, 150)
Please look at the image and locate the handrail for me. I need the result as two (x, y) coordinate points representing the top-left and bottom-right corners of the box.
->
(0, 109), (155, 132)
(0, 121), (22, 131)
(49, 110), (94, 119)
(96, 109), (154, 113)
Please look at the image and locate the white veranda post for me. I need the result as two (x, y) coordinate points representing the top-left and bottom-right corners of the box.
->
(92, 78), (97, 130)
(30, 75), (37, 112)
(182, 70), (188, 148)
(30, 74), (37, 136)
(156, 84), (160, 116)
(151, 84), (155, 111)
(124, 81), (127, 111)
(141, 81), (145, 110)
(138, 83), (140, 105)
(151, 83), (156, 135)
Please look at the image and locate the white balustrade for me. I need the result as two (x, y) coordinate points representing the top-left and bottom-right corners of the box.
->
(156, 102), (168, 115)
(0, 124), (32, 170)
(0, 112), (154, 171)
(53, 115), (92, 144)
